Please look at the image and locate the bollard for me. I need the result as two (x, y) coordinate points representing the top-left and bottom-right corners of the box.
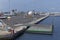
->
(11, 29), (14, 35)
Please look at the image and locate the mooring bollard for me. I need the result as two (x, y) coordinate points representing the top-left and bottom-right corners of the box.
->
(10, 29), (14, 35)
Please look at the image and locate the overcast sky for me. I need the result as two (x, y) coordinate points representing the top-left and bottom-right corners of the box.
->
(0, 0), (60, 12)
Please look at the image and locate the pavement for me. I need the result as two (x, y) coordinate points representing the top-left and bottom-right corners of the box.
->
(2, 13), (47, 28)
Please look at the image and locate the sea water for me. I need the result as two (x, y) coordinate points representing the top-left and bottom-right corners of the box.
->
(16, 16), (60, 40)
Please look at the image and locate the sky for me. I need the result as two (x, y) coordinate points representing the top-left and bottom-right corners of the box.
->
(0, 0), (60, 12)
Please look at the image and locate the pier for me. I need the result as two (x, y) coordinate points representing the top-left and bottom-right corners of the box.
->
(0, 12), (53, 40)
(27, 15), (49, 24)
(26, 24), (53, 34)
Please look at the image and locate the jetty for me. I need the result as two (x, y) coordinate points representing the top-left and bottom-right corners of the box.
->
(0, 11), (53, 40)
(26, 24), (53, 34)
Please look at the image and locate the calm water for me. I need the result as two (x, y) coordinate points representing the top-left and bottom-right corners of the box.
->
(16, 16), (60, 40)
